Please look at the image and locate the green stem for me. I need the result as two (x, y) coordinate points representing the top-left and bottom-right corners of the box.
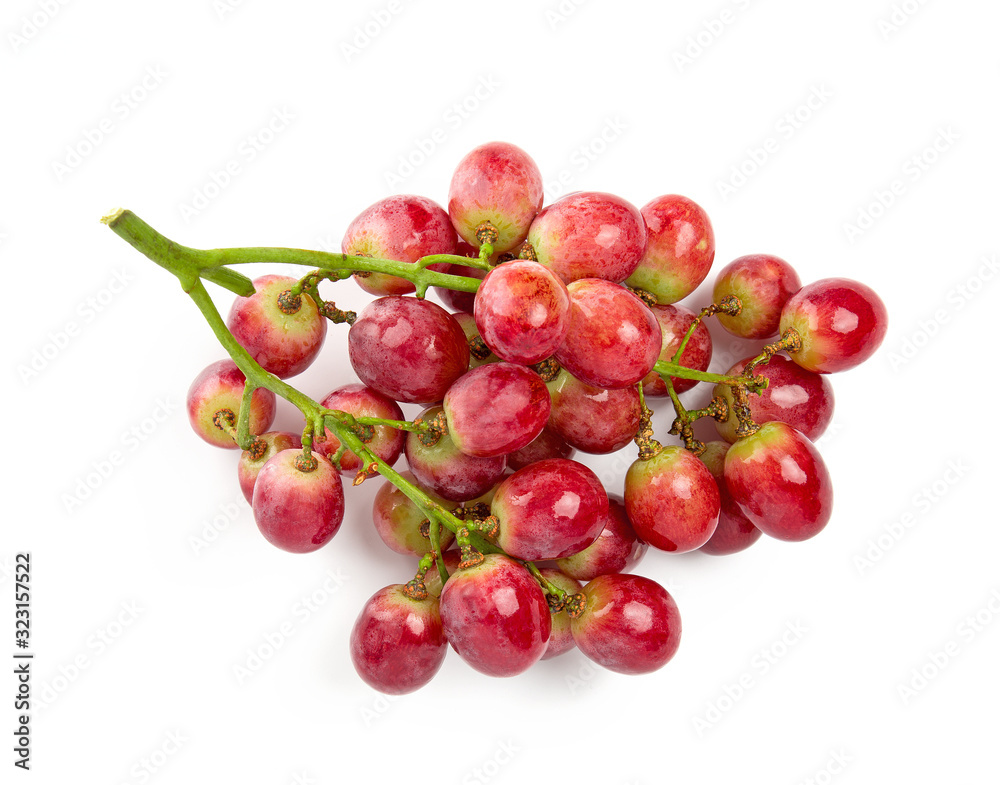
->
(654, 359), (744, 387)
(103, 209), (484, 297)
(428, 520), (449, 587)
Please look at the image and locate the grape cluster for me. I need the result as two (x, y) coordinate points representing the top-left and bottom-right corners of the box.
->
(164, 141), (888, 694)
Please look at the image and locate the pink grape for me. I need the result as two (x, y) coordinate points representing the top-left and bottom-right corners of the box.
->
(624, 446), (720, 553)
(641, 303), (713, 396)
(714, 354), (834, 443)
(713, 254), (801, 339)
(186, 359), (276, 449)
(350, 585), (447, 694)
(490, 458), (609, 561)
(724, 422), (833, 542)
(527, 191), (647, 284)
(227, 274), (327, 379)
(625, 194), (715, 304)
(443, 363), (550, 458)
(448, 142), (544, 254)
(547, 368), (642, 454)
(251, 449), (344, 553)
(697, 441), (762, 556)
(473, 260), (571, 365)
(555, 278), (661, 389)
(342, 194), (457, 296)
(315, 383), (405, 474)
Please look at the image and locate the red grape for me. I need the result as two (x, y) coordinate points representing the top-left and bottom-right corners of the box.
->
(571, 574), (681, 675)
(448, 142), (544, 254)
(714, 354), (834, 443)
(439, 554), (551, 677)
(724, 421), (833, 542)
(697, 441), (762, 555)
(713, 254), (801, 339)
(625, 194), (714, 304)
(490, 458), (608, 561)
(780, 277), (888, 373)
(555, 278), (661, 389)
(641, 303), (713, 396)
(186, 359), (276, 449)
(227, 274), (327, 378)
(342, 194), (457, 296)
(443, 363), (550, 458)
(474, 260), (571, 364)
(527, 191), (647, 284)
(251, 449), (344, 553)
(348, 296), (469, 404)
(624, 446), (720, 553)
(350, 585), (447, 694)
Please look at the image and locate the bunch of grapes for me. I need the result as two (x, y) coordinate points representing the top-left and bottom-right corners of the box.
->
(105, 141), (887, 695)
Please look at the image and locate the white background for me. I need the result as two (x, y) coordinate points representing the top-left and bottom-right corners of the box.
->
(5, 0), (999, 783)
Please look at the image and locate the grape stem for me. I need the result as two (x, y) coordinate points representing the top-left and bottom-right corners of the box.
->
(102, 209), (483, 297)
